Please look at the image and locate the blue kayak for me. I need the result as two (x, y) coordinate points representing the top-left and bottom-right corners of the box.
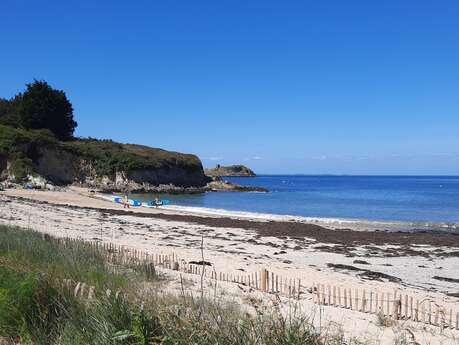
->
(114, 197), (142, 206)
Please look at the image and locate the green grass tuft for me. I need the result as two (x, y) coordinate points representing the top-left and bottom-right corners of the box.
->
(0, 225), (325, 345)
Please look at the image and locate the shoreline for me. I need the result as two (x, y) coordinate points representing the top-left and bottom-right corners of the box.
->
(3, 188), (459, 252)
(1, 187), (459, 343)
(132, 200), (459, 234)
(123, 187), (459, 234)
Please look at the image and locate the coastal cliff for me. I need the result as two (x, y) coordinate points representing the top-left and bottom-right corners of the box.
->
(0, 81), (266, 193)
(0, 125), (210, 192)
(0, 125), (268, 193)
(205, 164), (256, 177)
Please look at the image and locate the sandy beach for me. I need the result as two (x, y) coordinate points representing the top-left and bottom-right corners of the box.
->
(1, 187), (458, 344)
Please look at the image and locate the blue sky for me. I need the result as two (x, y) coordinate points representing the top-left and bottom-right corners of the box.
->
(1, 0), (458, 174)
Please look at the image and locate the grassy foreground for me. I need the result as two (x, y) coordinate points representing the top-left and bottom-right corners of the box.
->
(0, 225), (327, 345)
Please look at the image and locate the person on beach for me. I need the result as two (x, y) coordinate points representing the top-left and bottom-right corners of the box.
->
(123, 194), (130, 209)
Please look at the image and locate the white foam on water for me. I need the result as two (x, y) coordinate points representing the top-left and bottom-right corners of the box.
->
(96, 194), (459, 234)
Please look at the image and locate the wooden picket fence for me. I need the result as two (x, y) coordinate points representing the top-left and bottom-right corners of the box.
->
(54, 237), (459, 331)
(54, 237), (302, 297)
(313, 283), (459, 330)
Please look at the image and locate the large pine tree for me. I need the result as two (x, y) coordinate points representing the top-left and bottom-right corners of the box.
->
(17, 80), (77, 140)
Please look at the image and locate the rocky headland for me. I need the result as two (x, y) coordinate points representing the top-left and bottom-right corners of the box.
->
(0, 126), (267, 193)
(0, 81), (267, 194)
(205, 164), (256, 177)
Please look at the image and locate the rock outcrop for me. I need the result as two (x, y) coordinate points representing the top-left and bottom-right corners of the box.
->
(0, 125), (211, 192)
(205, 165), (256, 177)
(0, 125), (267, 193)
(206, 179), (267, 192)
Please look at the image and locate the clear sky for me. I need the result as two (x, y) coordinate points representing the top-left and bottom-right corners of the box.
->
(1, 0), (458, 174)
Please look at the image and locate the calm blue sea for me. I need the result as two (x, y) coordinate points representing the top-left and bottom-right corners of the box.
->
(134, 175), (459, 229)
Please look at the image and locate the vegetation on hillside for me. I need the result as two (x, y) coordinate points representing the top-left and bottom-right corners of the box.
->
(64, 139), (203, 177)
(0, 125), (58, 179)
(0, 124), (203, 181)
(0, 226), (325, 345)
(0, 81), (204, 182)
(205, 164), (256, 177)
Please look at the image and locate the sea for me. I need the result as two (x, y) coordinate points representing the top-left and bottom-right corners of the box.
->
(132, 175), (459, 234)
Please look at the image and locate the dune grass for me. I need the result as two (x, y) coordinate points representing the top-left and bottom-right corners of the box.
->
(0, 225), (325, 345)
(0, 225), (137, 290)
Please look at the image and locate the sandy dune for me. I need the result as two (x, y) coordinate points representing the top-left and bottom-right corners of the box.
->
(1, 187), (458, 344)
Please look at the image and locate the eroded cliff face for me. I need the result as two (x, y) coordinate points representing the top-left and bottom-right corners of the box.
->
(127, 168), (209, 187)
(2, 146), (210, 192)
(35, 148), (82, 184)
(92, 168), (211, 192)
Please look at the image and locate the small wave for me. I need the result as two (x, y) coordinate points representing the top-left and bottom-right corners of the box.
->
(96, 194), (459, 234)
(162, 205), (458, 234)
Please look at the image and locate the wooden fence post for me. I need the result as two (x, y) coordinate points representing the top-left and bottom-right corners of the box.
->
(74, 282), (81, 297)
(355, 289), (359, 311)
(261, 269), (267, 292)
(338, 286), (341, 307)
(428, 301), (432, 324)
(386, 292), (390, 316)
(88, 286), (95, 299)
(349, 289), (353, 310)
(410, 296), (414, 320)
(362, 289), (366, 312)
(333, 286), (336, 306)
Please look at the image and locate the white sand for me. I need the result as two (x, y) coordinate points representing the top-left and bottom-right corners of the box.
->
(1, 187), (458, 344)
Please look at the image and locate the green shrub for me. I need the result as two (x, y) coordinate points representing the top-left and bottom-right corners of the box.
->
(0, 267), (69, 343)
(9, 157), (34, 180)
(0, 124), (203, 181)
(0, 125), (58, 156)
(0, 226), (324, 345)
(0, 125), (59, 180)
(64, 139), (203, 176)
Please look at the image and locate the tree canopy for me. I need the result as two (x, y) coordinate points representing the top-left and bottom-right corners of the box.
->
(0, 97), (20, 127)
(0, 80), (77, 140)
(16, 80), (77, 140)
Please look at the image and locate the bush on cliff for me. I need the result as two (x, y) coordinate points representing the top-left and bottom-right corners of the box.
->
(64, 139), (204, 177)
(0, 97), (21, 127)
(16, 80), (77, 141)
(0, 125), (204, 182)
(0, 125), (58, 180)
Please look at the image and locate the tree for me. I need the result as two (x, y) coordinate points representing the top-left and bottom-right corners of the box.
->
(17, 80), (77, 140)
(0, 98), (11, 121)
(0, 97), (20, 127)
